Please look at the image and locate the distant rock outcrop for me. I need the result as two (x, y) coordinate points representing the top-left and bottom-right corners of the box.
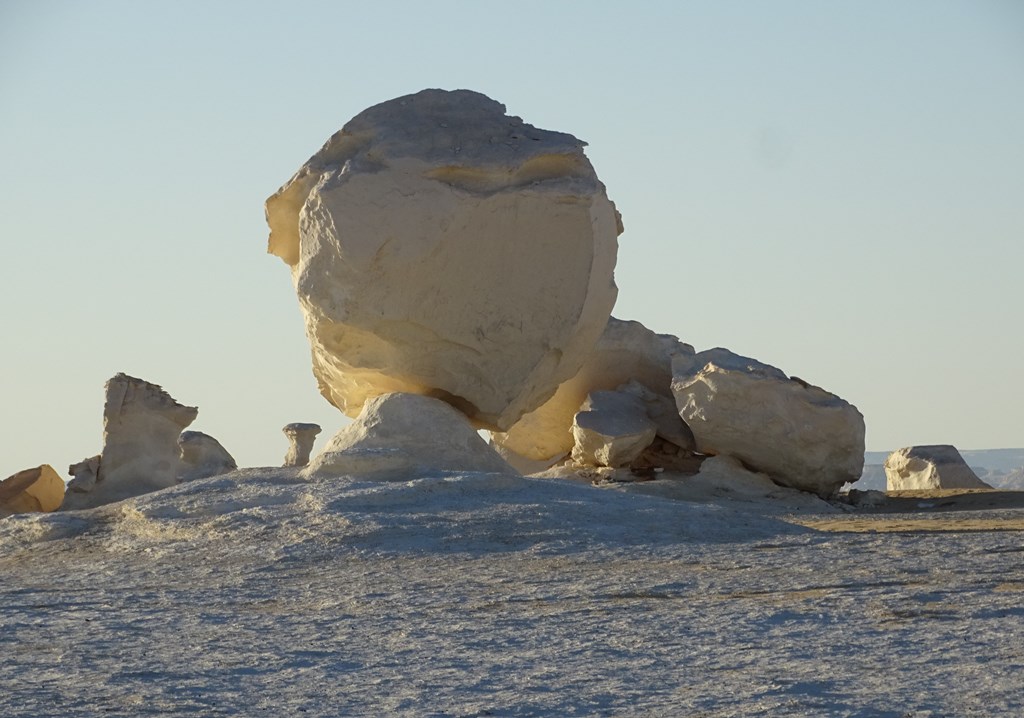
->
(63, 374), (198, 510)
(0, 465), (65, 514)
(178, 431), (237, 482)
(282, 423), (321, 468)
(266, 89), (620, 431)
(671, 348), (865, 498)
(305, 393), (516, 480)
(884, 445), (992, 491)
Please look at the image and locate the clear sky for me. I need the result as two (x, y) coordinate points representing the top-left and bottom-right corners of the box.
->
(2, 0), (1022, 478)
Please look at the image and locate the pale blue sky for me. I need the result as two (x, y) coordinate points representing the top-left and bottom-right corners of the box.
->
(2, 1), (1022, 477)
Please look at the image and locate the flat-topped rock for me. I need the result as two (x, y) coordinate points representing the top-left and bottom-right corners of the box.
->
(282, 423), (322, 468)
(885, 445), (992, 491)
(266, 89), (620, 430)
(571, 389), (657, 468)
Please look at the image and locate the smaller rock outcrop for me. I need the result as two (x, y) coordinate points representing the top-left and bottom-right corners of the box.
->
(0, 465), (65, 514)
(67, 455), (101, 494)
(63, 374), (198, 510)
(571, 390), (657, 468)
(283, 423), (322, 467)
(884, 445), (992, 491)
(305, 393), (515, 480)
(178, 431), (237, 482)
(671, 348), (865, 498)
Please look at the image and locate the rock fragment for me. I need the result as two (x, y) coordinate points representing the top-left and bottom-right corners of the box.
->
(570, 390), (657, 468)
(282, 423), (321, 467)
(67, 455), (101, 494)
(266, 89), (620, 430)
(178, 431), (237, 482)
(0, 465), (65, 514)
(884, 445), (992, 491)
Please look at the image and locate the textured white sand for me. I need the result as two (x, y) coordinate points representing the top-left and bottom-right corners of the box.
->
(2, 470), (1022, 716)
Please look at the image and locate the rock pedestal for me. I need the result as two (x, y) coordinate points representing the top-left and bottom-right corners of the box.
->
(283, 423), (321, 468)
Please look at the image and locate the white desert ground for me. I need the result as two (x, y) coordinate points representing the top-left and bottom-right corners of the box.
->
(3, 468), (1024, 717)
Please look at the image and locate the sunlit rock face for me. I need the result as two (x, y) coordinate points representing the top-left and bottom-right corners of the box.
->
(671, 349), (865, 498)
(0, 465), (65, 514)
(490, 318), (691, 465)
(266, 89), (620, 430)
(884, 445), (992, 491)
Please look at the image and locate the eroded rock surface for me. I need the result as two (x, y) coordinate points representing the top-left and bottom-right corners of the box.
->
(571, 390), (657, 468)
(0, 465), (65, 514)
(178, 431), (237, 482)
(67, 455), (101, 494)
(491, 318), (691, 466)
(283, 423), (322, 467)
(304, 392), (516, 480)
(63, 374), (197, 510)
(672, 349), (865, 498)
(266, 89), (620, 430)
(884, 445), (992, 491)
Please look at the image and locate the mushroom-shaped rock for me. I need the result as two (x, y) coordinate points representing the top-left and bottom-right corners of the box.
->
(63, 374), (198, 510)
(884, 445), (992, 491)
(304, 392), (516, 480)
(571, 390), (658, 468)
(0, 465), (65, 514)
(67, 455), (101, 494)
(671, 349), (865, 498)
(266, 89), (620, 431)
(491, 317), (692, 466)
(282, 423), (322, 467)
(178, 431), (237, 482)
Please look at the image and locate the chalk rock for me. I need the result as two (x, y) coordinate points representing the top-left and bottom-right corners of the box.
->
(0, 465), (65, 514)
(266, 89), (620, 430)
(67, 455), (101, 494)
(178, 431), (237, 482)
(571, 390), (657, 468)
(63, 374), (198, 510)
(672, 349), (865, 497)
(283, 423), (322, 467)
(884, 445), (992, 491)
(491, 317), (692, 465)
(304, 392), (516, 480)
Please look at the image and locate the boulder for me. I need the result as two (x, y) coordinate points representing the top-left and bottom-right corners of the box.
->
(266, 89), (620, 430)
(491, 317), (693, 465)
(63, 374), (198, 510)
(884, 445), (992, 491)
(570, 390), (657, 468)
(178, 431), (237, 482)
(671, 349), (865, 497)
(282, 423), (322, 467)
(0, 465), (65, 514)
(304, 392), (516, 480)
(67, 455), (101, 494)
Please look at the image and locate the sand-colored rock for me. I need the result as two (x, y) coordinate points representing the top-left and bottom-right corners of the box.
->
(283, 423), (322, 467)
(672, 349), (865, 498)
(67, 455), (101, 494)
(884, 445), (992, 491)
(304, 392), (516, 480)
(266, 89), (620, 430)
(491, 317), (693, 465)
(0, 465), (65, 514)
(63, 374), (198, 510)
(571, 390), (657, 468)
(178, 431), (237, 482)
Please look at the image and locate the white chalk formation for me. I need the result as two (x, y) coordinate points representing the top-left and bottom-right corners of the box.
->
(178, 431), (237, 482)
(266, 89), (620, 431)
(672, 348), (865, 498)
(62, 374), (198, 510)
(571, 390), (657, 468)
(67, 455), (101, 494)
(491, 317), (692, 467)
(282, 423), (321, 467)
(884, 445), (992, 491)
(304, 392), (516, 480)
(0, 465), (65, 515)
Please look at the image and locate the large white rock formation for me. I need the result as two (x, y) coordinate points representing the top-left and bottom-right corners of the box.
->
(571, 390), (657, 468)
(266, 89), (620, 431)
(884, 445), (992, 491)
(491, 318), (692, 465)
(282, 423), (321, 468)
(305, 392), (516, 480)
(178, 431), (237, 482)
(672, 349), (865, 497)
(0, 465), (65, 514)
(63, 374), (198, 510)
